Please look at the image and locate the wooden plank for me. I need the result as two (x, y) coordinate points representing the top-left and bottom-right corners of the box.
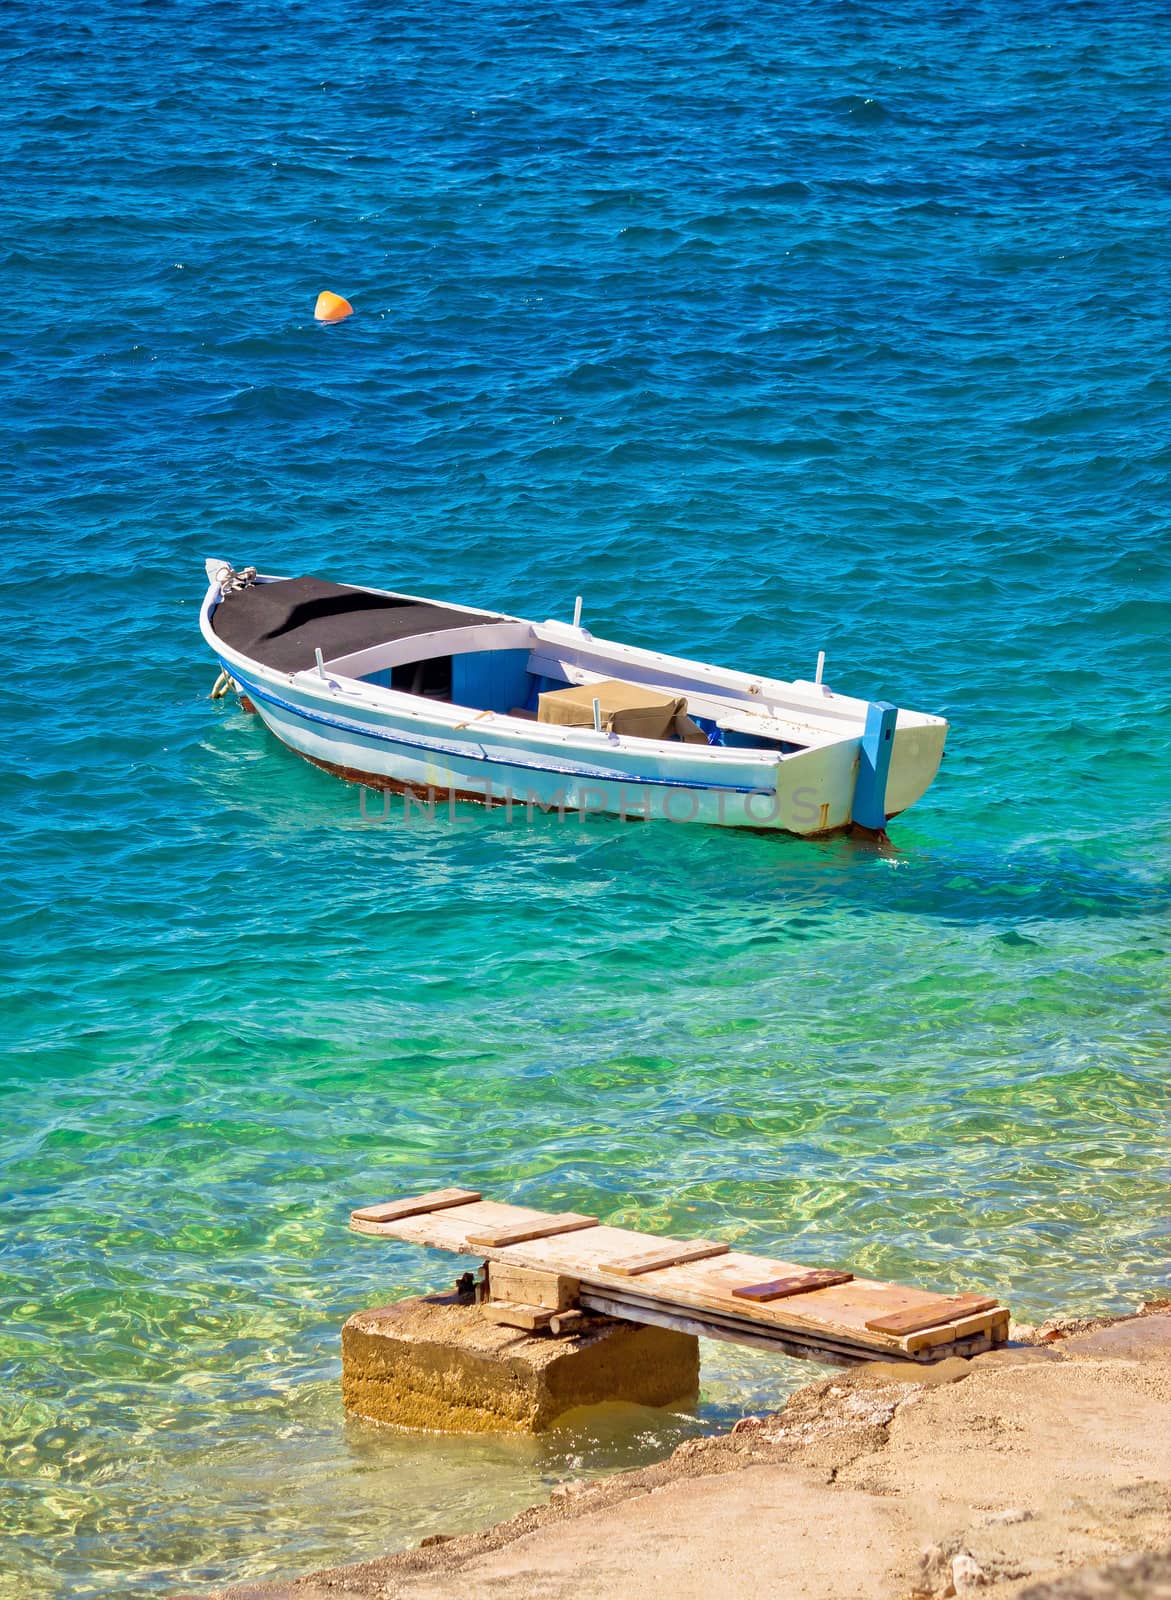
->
(506, 1223), (701, 1274)
(580, 1289), (864, 1368)
(731, 1269), (854, 1303)
(354, 1200), (552, 1247)
(865, 1294), (1000, 1336)
(488, 1263), (579, 1311)
(483, 1301), (554, 1333)
(903, 1307), (1009, 1354)
(350, 1188), (482, 1226)
(600, 1251), (914, 1352)
(599, 1240), (729, 1277)
(581, 1279), (908, 1364)
(584, 1283), (1001, 1366)
(466, 1213), (599, 1250)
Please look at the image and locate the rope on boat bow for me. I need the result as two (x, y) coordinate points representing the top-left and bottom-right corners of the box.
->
(207, 565), (255, 699)
(220, 564), (257, 594)
(208, 560), (257, 596)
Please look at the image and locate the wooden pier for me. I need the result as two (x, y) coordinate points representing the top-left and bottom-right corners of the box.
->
(350, 1189), (1010, 1366)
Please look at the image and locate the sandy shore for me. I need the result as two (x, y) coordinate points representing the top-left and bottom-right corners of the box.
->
(187, 1305), (1170, 1600)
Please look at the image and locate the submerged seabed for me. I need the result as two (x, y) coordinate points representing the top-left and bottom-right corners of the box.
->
(2, 0), (1169, 1593)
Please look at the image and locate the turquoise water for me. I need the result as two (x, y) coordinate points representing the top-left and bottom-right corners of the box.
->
(3, 0), (1170, 1593)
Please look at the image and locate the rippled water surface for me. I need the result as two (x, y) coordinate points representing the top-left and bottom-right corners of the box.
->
(2, 0), (1169, 1593)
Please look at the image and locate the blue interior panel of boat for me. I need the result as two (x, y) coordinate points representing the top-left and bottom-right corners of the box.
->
(358, 654), (564, 711)
(690, 715), (725, 746)
(722, 726), (783, 751)
(526, 673), (567, 710)
(451, 649), (534, 713)
(691, 714), (796, 753)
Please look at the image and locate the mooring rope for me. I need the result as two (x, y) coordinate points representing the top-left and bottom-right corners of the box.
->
(221, 565), (257, 593)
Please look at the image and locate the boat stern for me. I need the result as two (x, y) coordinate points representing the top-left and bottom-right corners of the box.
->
(885, 713), (948, 818)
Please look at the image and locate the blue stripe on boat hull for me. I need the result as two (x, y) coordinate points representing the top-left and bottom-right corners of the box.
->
(226, 664), (779, 797)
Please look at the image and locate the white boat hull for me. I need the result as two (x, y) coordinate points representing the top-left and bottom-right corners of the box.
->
(201, 565), (947, 836)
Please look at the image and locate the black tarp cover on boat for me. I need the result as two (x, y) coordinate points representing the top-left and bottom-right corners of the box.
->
(210, 576), (499, 673)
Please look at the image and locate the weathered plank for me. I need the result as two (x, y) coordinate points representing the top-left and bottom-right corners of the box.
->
(515, 1224), (712, 1275)
(599, 1240), (729, 1277)
(467, 1213), (599, 1249)
(581, 1289), (885, 1367)
(488, 1263), (579, 1311)
(731, 1269), (854, 1303)
(604, 1251), (909, 1347)
(483, 1301), (555, 1333)
(350, 1188), (482, 1225)
(865, 1294), (1000, 1336)
(353, 1200), (548, 1246)
(904, 1307), (1010, 1354)
(581, 1287), (1000, 1365)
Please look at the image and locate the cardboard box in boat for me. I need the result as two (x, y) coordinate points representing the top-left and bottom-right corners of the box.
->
(537, 679), (708, 743)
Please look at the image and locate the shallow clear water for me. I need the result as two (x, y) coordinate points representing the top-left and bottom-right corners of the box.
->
(2, 0), (1169, 1593)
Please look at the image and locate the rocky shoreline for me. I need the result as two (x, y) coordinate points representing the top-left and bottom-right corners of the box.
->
(185, 1303), (1170, 1600)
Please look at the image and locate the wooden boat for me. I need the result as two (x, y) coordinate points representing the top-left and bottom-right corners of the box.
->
(200, 560), (947, 834)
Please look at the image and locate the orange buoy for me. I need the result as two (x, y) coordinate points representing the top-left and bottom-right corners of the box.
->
(314, 290), (353, 323)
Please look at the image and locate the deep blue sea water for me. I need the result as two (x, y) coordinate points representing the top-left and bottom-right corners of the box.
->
(2, 1), (1169, 1593)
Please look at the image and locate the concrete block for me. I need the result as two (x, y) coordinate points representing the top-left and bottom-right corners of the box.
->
(342, 1293), (700, 1434)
